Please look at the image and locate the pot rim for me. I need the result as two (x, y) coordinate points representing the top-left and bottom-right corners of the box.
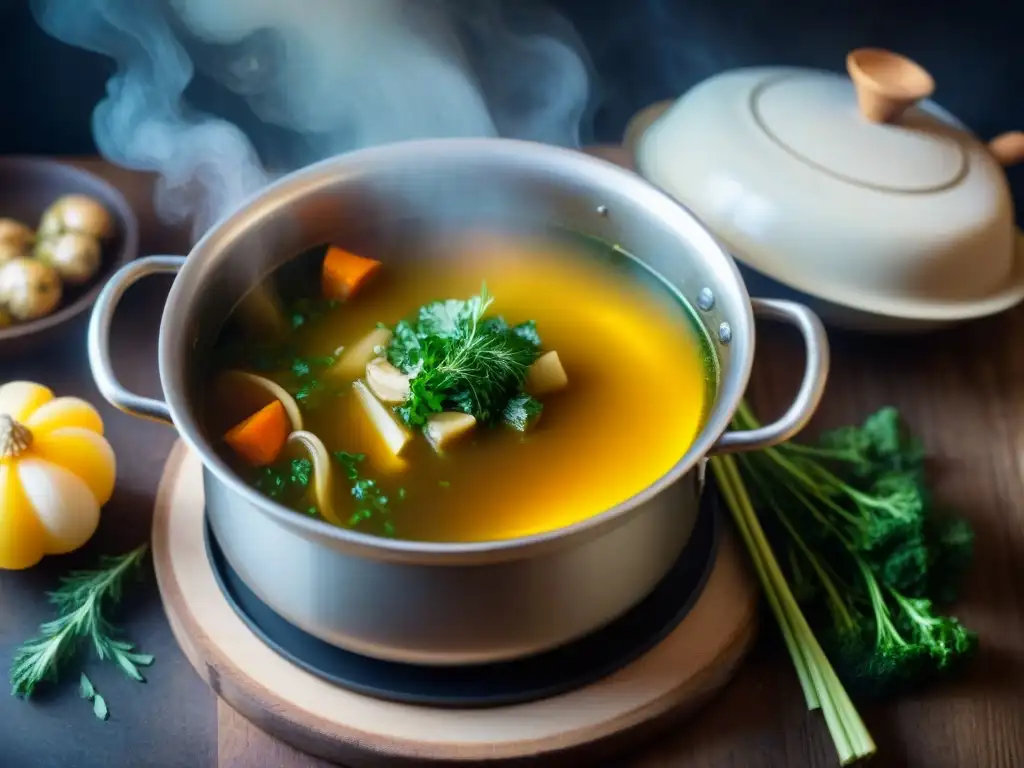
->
(158, 137), (755, 563)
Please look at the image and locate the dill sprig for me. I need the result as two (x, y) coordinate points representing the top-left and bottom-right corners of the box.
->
(386, 283), (543, 427)
(10, 544), (154, 709)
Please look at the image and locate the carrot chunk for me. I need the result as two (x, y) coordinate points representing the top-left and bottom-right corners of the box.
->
(321, 246), (381, 300)
(224, 400), (290, 466)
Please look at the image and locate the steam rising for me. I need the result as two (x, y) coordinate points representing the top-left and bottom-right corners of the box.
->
(31, 0), (592, 241)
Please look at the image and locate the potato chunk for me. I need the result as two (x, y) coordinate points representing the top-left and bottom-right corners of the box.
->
(425, 412), (477, 452)
(352, 380), (411, 457)
(331, 328), (393, 380)
(524, 350), (568, 397)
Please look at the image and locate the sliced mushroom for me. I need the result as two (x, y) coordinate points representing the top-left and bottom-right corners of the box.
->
(329, 327), (393, 380)
(352, 379), (411, 457)
(524, 350), (569, 397)
(215, 370), (303, 432)
(365, 357), (410, 404)
(286, 430), (342, 526)
(424, 411), (477, 453)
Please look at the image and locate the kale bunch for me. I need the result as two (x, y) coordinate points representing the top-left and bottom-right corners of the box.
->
(734, 404), (978, 700)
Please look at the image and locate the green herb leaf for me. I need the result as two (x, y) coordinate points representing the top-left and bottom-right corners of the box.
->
(511, 320), (541, 347)
(286, 354), (339, 410)
(290, 297), (338, 329)
(78, 672), (95, 700)
(290, 355), (337, 379)
(255, 457), (313, 500)
(78, 673), (110, 721)
(386, 283), (542, 427)
(502, 393), (543, 432)
(727, 401), (977, 702)
(109, 648), (146, 683)
(216, 294), (340, 411)
(332, 451), (401, 535)
(92, 693), (109, 721)
(10, 545), (153, 700)
(924, 514), (974, 604)
(332, 451), (366, 479)
(416, 291), (493, 339)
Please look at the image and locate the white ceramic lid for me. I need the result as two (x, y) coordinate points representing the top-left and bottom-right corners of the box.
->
(628, 49), (1024, 319)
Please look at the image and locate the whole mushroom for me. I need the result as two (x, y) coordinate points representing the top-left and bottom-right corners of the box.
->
(35, 232), (102, 285)
(38, 194), (113, 240)
(0, 219), (34, 252)
(0, 258), (63, 322)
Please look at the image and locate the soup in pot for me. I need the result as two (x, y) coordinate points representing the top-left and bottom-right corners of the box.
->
(202, 230), (717, 543)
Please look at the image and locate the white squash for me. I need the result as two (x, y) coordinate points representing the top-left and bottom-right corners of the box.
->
(0, 381), (115, 570)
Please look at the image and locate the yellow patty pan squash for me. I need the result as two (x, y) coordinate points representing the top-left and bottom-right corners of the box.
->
(0, 381), (115, 570)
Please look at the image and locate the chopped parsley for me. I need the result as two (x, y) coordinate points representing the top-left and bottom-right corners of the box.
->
(502, 393), (544, 432)
(333, 451), (400, 537)
(385, 284), (543, 428)
(290, 297), (339, 330)
(290, 355), (337, 378)
(218, 295), (340, 410)
(254, 457), (313, 501)
(289, 354), (338, 408)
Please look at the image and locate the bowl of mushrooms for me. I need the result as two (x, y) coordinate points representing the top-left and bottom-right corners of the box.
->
(0, 157), (138, 356)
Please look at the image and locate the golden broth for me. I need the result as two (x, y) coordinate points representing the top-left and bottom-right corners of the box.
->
(206, 231), (716, 543)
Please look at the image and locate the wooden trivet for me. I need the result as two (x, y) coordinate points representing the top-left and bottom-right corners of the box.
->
(152, 441), (759, 766)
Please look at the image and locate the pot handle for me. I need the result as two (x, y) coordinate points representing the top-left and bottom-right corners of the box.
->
(87, 255), (186, 426)
(711, 299), (829, 454)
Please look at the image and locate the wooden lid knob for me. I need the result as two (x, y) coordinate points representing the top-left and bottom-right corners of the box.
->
(988, 131), (1024, 168)
(846, 49), (935, 123)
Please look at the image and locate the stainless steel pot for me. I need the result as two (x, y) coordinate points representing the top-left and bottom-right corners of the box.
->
(87, 138), (829, 666)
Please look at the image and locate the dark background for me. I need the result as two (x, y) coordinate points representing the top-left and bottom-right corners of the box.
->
(5, 0), (1024, 217)
(4, 0), (1022, 152)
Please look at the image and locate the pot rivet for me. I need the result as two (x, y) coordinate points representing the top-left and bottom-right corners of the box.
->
(696, 287), (715, 311)
(596, 205), (609, 217)
(718, 322), (732, 345)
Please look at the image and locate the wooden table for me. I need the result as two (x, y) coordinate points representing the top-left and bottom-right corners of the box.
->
(1, 159), (1023, 768)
